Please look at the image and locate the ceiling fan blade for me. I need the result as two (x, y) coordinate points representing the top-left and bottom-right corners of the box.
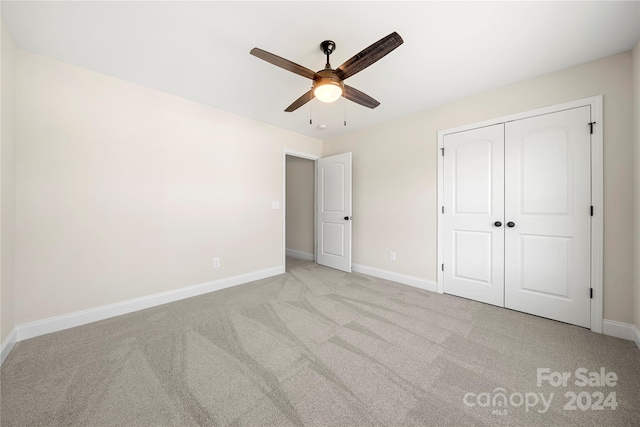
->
(335, 32), (403, 80)
(344, 85), (380, 109)
(250, 48), (319, 80)
(285, 90), (314, 112)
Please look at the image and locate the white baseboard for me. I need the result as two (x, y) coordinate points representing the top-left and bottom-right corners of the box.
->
(285, 248), (314, 261)
(16, 265), (284, 342)
(602, 319), (640, 345)
(1, 328), (17, 366)
(352, 263), (437, 293)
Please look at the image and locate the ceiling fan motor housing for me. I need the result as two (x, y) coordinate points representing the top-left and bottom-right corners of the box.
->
(313, 70), (344, 93)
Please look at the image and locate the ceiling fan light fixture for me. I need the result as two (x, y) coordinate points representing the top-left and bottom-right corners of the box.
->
(314, 82), (343, 103)
(312, 73), (344, 103)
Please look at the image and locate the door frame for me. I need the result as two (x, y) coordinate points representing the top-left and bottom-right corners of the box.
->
(436, 95), (603, 333)
(283, 149), (321, 266)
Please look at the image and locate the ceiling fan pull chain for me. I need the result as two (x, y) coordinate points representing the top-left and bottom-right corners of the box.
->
(344, 95), (347, 126)
(309, 89), (313, 125)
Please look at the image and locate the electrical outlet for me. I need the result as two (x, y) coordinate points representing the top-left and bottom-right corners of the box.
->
(389, 251), (396, 262)
(213, 258), (220, 268)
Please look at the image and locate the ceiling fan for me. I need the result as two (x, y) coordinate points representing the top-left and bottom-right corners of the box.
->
(250, 32), (403, 112)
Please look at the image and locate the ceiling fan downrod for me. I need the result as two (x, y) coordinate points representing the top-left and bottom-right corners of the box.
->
(320, 40), (336, 69)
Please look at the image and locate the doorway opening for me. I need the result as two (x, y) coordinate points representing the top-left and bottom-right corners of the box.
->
(284, 153), (317, 270)
(283, 150), (353, 273)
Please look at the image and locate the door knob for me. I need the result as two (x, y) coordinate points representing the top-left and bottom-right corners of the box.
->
(344, 216), (352, 220)
(494, 221), (502, 227)
(507, 221), (515, 228)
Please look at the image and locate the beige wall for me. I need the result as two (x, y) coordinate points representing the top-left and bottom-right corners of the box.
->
(324, 51), (635, 324)
(1, 20), (17, 344)
(15, 51), (322, 325)
(6, 43), (639, 331)
(285, 156), (315, 256)
(633, 38), (640, 332)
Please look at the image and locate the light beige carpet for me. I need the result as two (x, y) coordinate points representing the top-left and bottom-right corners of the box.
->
(1, 257), (639, 426)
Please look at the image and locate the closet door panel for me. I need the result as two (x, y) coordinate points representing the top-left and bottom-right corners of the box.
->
(443, 124), (505, 307)
(504, 106), (591, 328)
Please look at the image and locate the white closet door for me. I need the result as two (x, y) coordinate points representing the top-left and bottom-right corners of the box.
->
(504, 107), (591, 327)
(443, 124), (505, 307)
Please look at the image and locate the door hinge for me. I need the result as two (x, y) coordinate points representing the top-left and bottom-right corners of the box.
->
(590, 288), (593, 299)
(442, 264), (444, 271)
(441, 147), (444, 156)
(590, 206), (594, 216)
(442, 206), (444, 214)
(589, 122), (596, 134)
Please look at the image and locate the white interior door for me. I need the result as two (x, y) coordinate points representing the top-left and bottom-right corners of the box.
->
(504, 107), (591, 327)
(443, 124), (505, 306)
(316, 152), (352, 272)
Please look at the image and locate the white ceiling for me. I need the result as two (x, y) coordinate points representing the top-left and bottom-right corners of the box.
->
(2, 1), (639, 140)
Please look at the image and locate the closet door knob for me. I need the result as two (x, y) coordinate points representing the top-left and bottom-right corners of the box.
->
(507, 222), (515, 228)
(494, 221), (502, 227)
